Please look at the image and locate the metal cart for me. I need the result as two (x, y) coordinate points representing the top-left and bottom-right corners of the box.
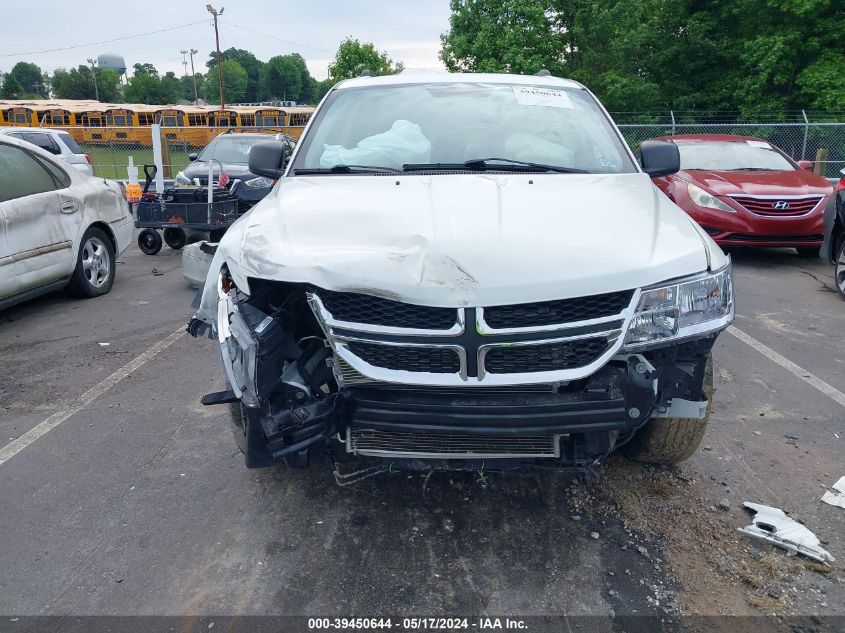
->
(133, 165), (242, 255)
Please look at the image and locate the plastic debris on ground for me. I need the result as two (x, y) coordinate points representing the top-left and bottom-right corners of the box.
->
(738, 502), (834, 564)
(821, 476), (845, 510)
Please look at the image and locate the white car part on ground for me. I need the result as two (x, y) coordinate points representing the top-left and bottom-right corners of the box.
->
(183, 241), (216, 288)
(738, 502), (834, 564)
(821, 476), (845, 510)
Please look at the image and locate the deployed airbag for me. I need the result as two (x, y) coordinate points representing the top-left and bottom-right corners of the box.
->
(320, 120), (431, 169)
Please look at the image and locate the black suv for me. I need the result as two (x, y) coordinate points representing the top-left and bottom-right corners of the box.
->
(175, 132), (294, 208)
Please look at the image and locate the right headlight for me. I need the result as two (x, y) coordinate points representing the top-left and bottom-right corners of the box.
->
(687, 183), (736, 213)
(175, 171), (192, 185)
(624, 261), (734, 349)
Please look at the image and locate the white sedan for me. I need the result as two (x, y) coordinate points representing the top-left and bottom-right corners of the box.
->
(0, 135), (133, 309)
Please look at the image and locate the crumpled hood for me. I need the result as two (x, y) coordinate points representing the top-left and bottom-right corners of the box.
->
(196, 172), (723, 321)
(679, 168), (833, 196)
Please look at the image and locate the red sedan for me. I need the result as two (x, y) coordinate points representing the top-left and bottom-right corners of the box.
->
(650, 134), (833, 256)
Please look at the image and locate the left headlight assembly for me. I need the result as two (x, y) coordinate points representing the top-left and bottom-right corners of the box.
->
(623, 261), (734, 349)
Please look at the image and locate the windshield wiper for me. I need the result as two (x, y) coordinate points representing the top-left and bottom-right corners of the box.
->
(293, 164), (402, 175)
(721, 168), (778, 172)
(403, 158), (588, 174)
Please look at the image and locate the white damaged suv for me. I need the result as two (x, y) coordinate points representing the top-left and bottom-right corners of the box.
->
(189, 72), (734, 471)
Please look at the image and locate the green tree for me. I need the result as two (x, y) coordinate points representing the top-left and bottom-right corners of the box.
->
(440, 0), (567, 75)
(328, 38), (403, 82)
(313, 78), (334, 102)
(133, 62), (159, 77)
(0, 73), (25, 99)
(440, 0), (845, 115)
(179, 73), (205, 103)
(124, 71), (179, 104)
(290, 53), (314, 103)
(208, 48), (265, 101)
(52, 66), (100, 100)
(796, 51), (845, 113)
(159, 71), (181, 102)
(263, 55), (303, 101)
(95, 69), (122, 102)
(206, 59), (248, 104)
(8, 62), (44, 96)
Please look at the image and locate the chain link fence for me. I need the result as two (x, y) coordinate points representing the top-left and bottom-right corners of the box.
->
(72, 119), (845, 181)
(614, 113), (845, 178)
(69, 126), (296, 181)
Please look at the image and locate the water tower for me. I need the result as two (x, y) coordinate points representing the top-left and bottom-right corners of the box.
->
(97, 53), (127, 81)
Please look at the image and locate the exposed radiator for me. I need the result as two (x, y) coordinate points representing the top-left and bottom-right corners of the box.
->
(346, 428), (560, 459)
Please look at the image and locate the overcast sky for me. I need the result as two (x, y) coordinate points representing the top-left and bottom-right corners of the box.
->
(2, 1), (451, 82)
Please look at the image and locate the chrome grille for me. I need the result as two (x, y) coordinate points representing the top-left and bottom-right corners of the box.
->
(346, 341), (462, 374)
(484, 291), (634, 329)
(318, 289), (458, 330)
(308, 289), (637, 387)
(483, 337), (612, 374)
(347, 428), (560, 459)
(729, 195), (823, 217)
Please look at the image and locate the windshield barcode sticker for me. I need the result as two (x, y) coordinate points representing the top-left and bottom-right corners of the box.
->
(512, 86), (574, 109)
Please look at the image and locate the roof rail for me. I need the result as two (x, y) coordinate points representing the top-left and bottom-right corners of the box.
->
(535, 68), (552, 77)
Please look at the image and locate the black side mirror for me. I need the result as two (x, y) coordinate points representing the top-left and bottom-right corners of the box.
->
(248, 141), (288, 179)
(639, 140), (680, 178)
(188, 153), (198, 161)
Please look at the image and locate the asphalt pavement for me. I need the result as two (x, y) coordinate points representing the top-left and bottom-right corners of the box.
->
(0, 239), (843, 631)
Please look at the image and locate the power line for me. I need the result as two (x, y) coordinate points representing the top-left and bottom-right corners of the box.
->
(0, 20), (207, 58)
(219, 20), (334, 55)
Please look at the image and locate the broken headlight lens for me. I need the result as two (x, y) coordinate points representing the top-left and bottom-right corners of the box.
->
(624, 261), (734, 348)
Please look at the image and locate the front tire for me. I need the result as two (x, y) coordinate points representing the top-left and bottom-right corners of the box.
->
(67, 227), (116, 298)
(796, 246), (820, 258)
(836, 239), (845, 300)
(623, 356), (713, 465)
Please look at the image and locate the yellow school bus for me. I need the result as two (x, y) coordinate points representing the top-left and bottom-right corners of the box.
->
(0, 99), (314, 147)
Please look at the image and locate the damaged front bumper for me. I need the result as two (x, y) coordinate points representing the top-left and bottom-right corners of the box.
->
(190, 270), (724, 470)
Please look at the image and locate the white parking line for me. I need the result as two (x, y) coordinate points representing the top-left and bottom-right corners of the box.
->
(727, 325), (845, 409)
(0, 327), (187, 467)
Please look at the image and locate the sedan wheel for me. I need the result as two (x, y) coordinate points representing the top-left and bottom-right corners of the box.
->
(67, 226), (116, 298)
(836, 240), (845, 300)
(81, 236), (111, 289)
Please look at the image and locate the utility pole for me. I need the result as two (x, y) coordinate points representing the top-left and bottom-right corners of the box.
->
(206, 5), (225, 110)
(180, 50), (189, 77)
(86, 58), (99, 101)
(189, 48), (199, 104)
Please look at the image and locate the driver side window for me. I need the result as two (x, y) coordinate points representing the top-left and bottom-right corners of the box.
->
(0, 144), (62, 202)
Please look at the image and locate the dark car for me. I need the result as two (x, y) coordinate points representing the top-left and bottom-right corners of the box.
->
(650, 134), (833, 257)
(175, 132), (294, 207)
(821, 168), (845, 299)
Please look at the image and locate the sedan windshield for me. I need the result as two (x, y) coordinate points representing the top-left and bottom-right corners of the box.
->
(292, 82), (636, 174)
(677, 141), (795, 171)
(198, 136), (272, 164)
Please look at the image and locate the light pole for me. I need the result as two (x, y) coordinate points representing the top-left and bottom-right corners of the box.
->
(189, 48), (199, 104)
(180, 50), (189, 77)
(206, 5), (225, 110)
(86, 58), (99, 101)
